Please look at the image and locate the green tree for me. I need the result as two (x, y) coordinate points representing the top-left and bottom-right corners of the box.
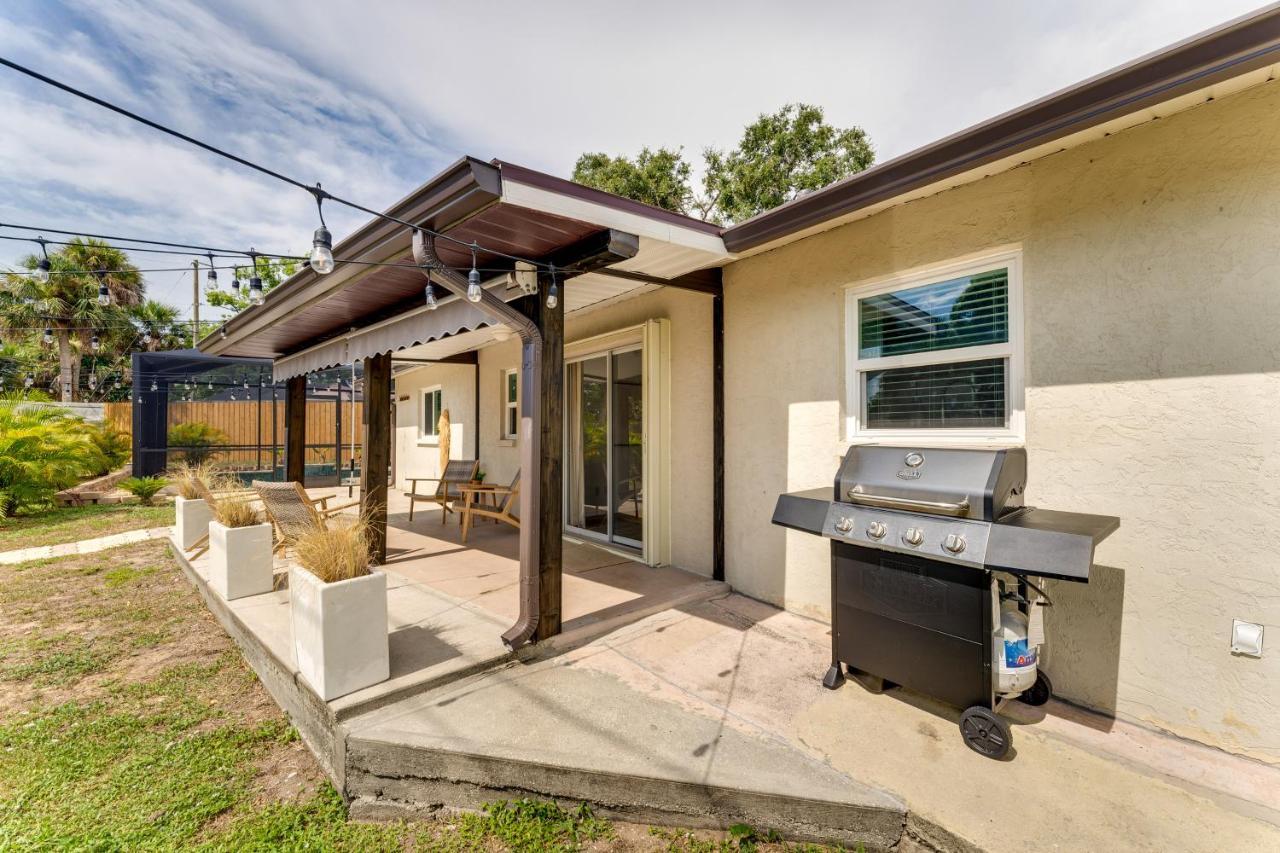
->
(1, 239), (146, 401)
(571, 148), (693, 215)
(130, 300), (185, 352)
(0, 399), (106, 515)
(206, 256), (299, 315)
(702, 103), (874, 224)
(571, 103), (875, 225)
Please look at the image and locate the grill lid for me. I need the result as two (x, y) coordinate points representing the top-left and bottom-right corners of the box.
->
(836, 445), (1026, 522)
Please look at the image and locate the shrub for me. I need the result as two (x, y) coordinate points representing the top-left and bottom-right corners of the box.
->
(208, 474), (261, 528)
(119, 476), (168, 506)
(168, 460), (216, 500)
(293, 516), (371, 583)
(87, 423), (130, 475)
(0, 400), (106, 516)
(167, 422), (228, 465)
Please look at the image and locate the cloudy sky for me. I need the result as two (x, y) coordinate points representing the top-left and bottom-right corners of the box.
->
(0, 0), (1264, 318)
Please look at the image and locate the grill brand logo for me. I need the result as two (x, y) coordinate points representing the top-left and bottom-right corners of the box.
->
(898, 450), (925, 480)
(896, 469), (922, 480)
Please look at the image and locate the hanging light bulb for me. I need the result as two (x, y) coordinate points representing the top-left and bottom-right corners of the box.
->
(142, 327), (152, 345)
(243, 378), (249, 389)
(150, 380), (158, 392)
(24, 373), (33, 388)
(88, 374), (97, 391)
(230, 271), (240, 292)
(43, 327), (53, 345)
(546, 264), (559, 310)
(219, 326), (227, 339)
(33, 238), (51, 282)
(308, 184), (336, 274)
(466, 243), (483, 303)
(206, 254), (218, 289)
(206, 381), (213, 391)
(96, 271), (111, 306)
(423, 270), (438, 310)
(230, 392), (237, 401)
(246, 251), (264, 305)
(91, 333), (100, 352)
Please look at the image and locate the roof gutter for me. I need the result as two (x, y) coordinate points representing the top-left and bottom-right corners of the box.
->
(722, 4), (1280, 253)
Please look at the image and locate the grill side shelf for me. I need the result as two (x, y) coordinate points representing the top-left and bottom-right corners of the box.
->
(986, 508), (1120, 582)
(771, 490), (833, 536)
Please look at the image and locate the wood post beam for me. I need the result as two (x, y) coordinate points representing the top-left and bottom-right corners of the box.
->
(361, 351), (393, 564)
(284, 375), (307, 483)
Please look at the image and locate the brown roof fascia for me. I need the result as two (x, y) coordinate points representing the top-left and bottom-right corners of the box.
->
(722, 5), (1280, 253)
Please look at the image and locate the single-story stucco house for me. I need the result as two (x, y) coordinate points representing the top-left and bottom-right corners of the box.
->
(201, 7), (1280, 765)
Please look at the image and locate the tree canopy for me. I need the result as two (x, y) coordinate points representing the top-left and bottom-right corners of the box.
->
(205, 256), (299, 315)
(571, 103), (875, 225)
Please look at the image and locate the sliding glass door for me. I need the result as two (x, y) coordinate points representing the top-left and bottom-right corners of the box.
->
(565, 346), (643, 549)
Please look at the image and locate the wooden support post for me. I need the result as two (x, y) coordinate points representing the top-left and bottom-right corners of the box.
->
(361, 352), (392, 564)
(284, 375), (307, 484)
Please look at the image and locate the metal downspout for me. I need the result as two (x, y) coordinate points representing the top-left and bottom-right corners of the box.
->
(412, 231), (543, 648)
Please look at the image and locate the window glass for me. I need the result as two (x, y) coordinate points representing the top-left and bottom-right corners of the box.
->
(864, 358), (1006, 429)
(859, 268), (1008, 358)
(423, 388), (441, 437)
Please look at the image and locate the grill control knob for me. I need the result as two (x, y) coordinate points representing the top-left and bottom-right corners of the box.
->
(834, 516), (854, 534)
(866, 521), (887, 540)
(902, 527), (924, 546)
(943, 533), (967, 554)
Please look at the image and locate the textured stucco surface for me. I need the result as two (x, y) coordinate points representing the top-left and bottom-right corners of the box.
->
(723, 80), (1280, 761)
(393, 287), (714, 576)
(394, 362), (477, 490)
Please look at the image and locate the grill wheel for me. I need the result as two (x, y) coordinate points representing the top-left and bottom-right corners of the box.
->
(959, 706), (1012, 759)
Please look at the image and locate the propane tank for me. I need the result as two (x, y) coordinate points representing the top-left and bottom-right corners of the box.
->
(995, 597), (1038, 695)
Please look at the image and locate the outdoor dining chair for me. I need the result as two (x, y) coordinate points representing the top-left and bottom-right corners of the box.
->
(458, 470), (520, 544)
(406, 459), (479, 523)
(252, 480), (361, 554)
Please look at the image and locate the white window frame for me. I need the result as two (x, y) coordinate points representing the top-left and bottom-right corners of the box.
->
(420, 385), (443, 444)
(844, 246), (1025, 445)
(501, 368), (519, 441)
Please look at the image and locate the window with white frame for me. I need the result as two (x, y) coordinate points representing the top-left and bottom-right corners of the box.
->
(502, 368), (519, 440)
(421, 386), (442, 441)
(846, 249), (1023, 440)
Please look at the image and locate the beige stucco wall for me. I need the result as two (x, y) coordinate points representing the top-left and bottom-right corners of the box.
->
(724, 80), (1280, 762)
(393, 362), (477, 491)
(394, 287), (715, 576)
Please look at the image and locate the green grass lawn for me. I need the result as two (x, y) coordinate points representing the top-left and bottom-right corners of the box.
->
(0, 540), (837, 852)
(0, 502), (173, 551)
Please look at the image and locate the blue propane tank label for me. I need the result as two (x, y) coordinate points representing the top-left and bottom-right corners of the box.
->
(1005, 638), (1038, 668)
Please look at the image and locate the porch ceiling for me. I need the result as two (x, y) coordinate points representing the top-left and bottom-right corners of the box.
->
(200, 158), (728, 363)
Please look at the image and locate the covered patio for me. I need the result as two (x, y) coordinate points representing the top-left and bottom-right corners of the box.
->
(199, 156), (729, 650)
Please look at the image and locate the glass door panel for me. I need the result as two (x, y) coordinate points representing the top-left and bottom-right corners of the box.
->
(568, 356), (610, 537)
(610, 350), (644, 547)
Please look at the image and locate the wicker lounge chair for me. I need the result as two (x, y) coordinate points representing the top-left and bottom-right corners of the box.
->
(252, 480), (361, 554)
(458, 471), (520, 544)
(406, 459), (480, 522)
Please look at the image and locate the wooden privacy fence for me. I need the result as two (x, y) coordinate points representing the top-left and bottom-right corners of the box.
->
(105, 400), (365, 470)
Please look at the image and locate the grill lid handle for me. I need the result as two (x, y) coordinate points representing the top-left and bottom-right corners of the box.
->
(846, 485), (971, 517)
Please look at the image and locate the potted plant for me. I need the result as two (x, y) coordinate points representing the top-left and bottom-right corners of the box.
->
(288, 518), (389, 700)
(207, 490), (272, 601)
(170, 462), (212, 550)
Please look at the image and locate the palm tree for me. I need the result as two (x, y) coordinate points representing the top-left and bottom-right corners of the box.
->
(1, 238), (144, 401)
(129, 300), (184, 352)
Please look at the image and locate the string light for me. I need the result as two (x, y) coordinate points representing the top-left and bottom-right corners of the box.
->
(90, 333), (100, 352)
(466, 243), (483, 303)
(87, 374), (97, 391)
(42, 327), (53, 345)
(423, 269), (437, 310)
(308, 184), (334, 275)
(149, 380), (158, 392)
(95, 270), (110, 306)
(206, 253), (217, 288)
(142, 327), (152, 345)
(23, 373), (33, 388)
(546, 264), (559, 310)
(33, 237), (50, 282)
(247, 251), (264, 306)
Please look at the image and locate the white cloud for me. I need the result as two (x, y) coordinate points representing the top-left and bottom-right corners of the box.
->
(0, 0), (1266, 314)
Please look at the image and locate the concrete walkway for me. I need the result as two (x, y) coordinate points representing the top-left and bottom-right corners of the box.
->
(0, 525), (172, 565)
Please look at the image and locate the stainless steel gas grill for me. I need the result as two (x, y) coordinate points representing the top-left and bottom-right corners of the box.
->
(773, 445), (1118, 759)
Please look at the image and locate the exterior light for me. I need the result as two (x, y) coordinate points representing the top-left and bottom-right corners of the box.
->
(308, 184), (335, 274)
(32, 237), (51, 282)
(97, 283), (110, 306)
(43, 327), (53, 345)
(91, 333), (100, 352)
(88, 374), (97, 391)
(424, 270), (437, 310)
(467, 244), (483, 303)
(310, 226), (334, 274)
(23, 373), (33, 388)
(246, 251), (264, 305)
(142, 327), (152, 345)
(150, 380), (158, 392)
(230, 272), (240, 292)
(206, 254), (218, 288)
(546, 265), (559, 310)
(220, 326), (227, 339)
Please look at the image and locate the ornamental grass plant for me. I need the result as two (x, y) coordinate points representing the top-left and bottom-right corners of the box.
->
(292, 516), (372, 583)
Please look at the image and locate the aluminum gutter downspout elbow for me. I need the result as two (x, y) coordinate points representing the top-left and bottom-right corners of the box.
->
(412, 231), (543, 649)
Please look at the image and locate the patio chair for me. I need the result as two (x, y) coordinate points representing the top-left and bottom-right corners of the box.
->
(252, 480), (361, 554)
(458, 471), (520, 544)
(406, 459), (479, 523)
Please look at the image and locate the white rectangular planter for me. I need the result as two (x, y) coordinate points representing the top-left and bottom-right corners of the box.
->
(208, 521), (274, 600)
(174, 496), (212, 550)
(289, 567), (389, 701)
